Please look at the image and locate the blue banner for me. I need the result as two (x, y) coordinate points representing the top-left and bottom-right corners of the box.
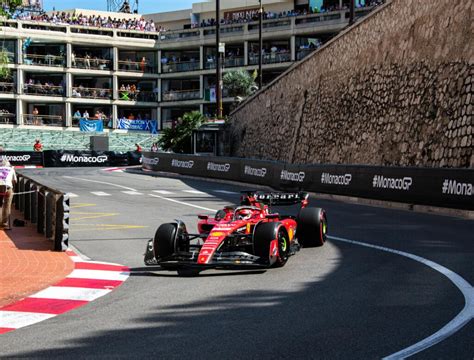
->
(79, 119), (104, 132)
(116, 118), (158, 134)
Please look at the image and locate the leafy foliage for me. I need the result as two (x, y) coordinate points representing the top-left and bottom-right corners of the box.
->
(223, 69), (257, 98)
(158, 111), (205, 153)
(0, 49), (11, 79)
(0, 0), (22, 18)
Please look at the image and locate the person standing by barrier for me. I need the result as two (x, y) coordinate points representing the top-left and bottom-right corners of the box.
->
(0, 159), (17, 230)
(33, 139), (43, 152)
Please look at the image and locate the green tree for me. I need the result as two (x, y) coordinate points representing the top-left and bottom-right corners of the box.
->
(223, 69), (258, 98)
(158, 111), (205, 153)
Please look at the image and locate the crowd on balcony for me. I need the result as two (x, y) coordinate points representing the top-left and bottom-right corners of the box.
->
(73, 109), (110, 122)
(248, 46), (291, 64)
(197, 0), (384, 28)
(72, 85), (111, 99)
(24, 79), (64, 96)
(17, 11), (166, 33)
(72, 52), (111, 70)
(119, 84), (156, 102)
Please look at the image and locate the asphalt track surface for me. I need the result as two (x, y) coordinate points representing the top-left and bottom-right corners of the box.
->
(0, 167), (472, 359)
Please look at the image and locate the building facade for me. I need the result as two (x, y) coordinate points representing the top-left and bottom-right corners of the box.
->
(0, 0), (376, 132)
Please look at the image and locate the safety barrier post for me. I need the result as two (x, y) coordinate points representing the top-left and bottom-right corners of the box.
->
(45, 191), (54, 240)
(30, 184), (38, 224)
(54, 193), (69, 251)
(24, 179), (31, 221)
(37, 187), (45, 234)
(19, 177), (25, 212)
(14, 178), (20, 210)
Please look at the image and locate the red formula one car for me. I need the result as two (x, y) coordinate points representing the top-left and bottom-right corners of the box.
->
(144, 191), (327, 275)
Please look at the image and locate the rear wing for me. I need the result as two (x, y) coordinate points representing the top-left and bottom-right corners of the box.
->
(241, 191), (309, 207)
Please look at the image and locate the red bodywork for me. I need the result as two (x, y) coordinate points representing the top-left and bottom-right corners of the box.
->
(196, 194), (303, 265)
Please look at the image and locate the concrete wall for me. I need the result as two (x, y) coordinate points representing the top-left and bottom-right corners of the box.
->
(228, 0), (473, 168)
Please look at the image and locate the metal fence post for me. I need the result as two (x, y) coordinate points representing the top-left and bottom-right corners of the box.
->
(19, 177), (25, 212)
(24, 179), (31, 221)
(54, 193), (69, 251)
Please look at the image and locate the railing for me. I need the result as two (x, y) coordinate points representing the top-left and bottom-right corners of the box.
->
(162, 89), (201, 102)
(204, 56), (245, 69)
(72, 86), (112, 99)
(118, 90), (157, 102)
(22, 114), (64, 127)
(295, 12), (342, 26)
(161, 60), (200, 73)
(117, 60), (156, 73)
(70, 26), (114, 37)
(248, 51), (291, 65)
(248, 19), (291, 31)
(0, 112), (15, 124)
(203, 25), (244, 36)
(21, 22), (67, 33)
(0, 82), (15, 93)
(23, 84), (64, 97)
(159, 29), (200, 42)
(204, 87), (230, 98)
(23, 53), (65, 67)
(72, 57), (112, 70)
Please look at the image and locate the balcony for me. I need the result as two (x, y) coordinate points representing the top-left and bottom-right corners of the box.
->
(23, 54), (65, 67)
(72, 87), (112, 100)
(204, 56), (245, 69)
(162, 89), (201, 102)
(162, 60), (200, 73)
(118, 59), (156, 73)
(72, 57), (112, 71)
(0, 82), (15, 94)
(22, 114), (64, 127)
(248, 51), (291, 65)
(0, 112), (15, 124)
(118, 89), (157, 102)
(296, 48), (316, 60)
(24, 84), (64, 97)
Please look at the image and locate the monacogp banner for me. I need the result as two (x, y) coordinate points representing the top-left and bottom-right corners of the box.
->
(1, 151), (44, 167)
(141, 152), (474, 210)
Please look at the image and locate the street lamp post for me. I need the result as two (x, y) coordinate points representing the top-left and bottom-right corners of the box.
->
(216, 0), (223, 118)
(258, 0), (263, 89)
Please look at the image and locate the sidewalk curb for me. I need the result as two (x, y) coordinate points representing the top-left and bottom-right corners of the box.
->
(0, 250), (130, 335)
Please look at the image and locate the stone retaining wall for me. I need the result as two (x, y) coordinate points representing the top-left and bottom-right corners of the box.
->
(228, 0), (473, 168)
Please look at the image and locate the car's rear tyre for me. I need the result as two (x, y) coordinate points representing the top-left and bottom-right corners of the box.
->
(153, 223), (177, 260)
(254, 222), (289, 267)
(297, 207), (328, 247)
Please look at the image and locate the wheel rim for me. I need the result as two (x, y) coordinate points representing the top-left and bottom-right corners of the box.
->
(320, 213), (328, 242)
(278, 231), (289, 261)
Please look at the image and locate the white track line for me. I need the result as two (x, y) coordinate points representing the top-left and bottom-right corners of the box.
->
(122, 191), (143, 196)
(0, 312), (55, 329)
(63, 176), (136, 192)
(91, 191), (111, 196)
(152, 190), (174, 194)
(32, 287), (111, 301)
(149, 194), (216, 212)
(328, 235), (473, 359)
(183, 190), (206, 194)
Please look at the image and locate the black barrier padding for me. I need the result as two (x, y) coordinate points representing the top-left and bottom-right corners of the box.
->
(37, 188), (45, 234)
(45, 192), (54, 239)
(31, 184), (38, 224)
(1, 151), (43, 166)
(43, 150), (139, 167)
(141, 153), (473, 210)
(19, 178), (25, 212)
(24, 180), (31, 221)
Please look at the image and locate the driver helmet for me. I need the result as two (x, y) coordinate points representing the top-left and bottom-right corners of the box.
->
(237, 209), (253, 220)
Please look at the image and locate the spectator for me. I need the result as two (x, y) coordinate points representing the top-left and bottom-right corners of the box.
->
(83, 110), (89, 119)
(150, 142), (158, 152)
(33, 138), (43, 152)
(73, 109), (81, 120)
(32, 107), (40, 125)
(0, 159), (17, 230)
(135, 143), (142, 152)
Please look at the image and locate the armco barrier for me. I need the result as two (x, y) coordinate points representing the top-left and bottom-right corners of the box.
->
(13, 173), (69, 251)
(141, 152), (474, 211)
